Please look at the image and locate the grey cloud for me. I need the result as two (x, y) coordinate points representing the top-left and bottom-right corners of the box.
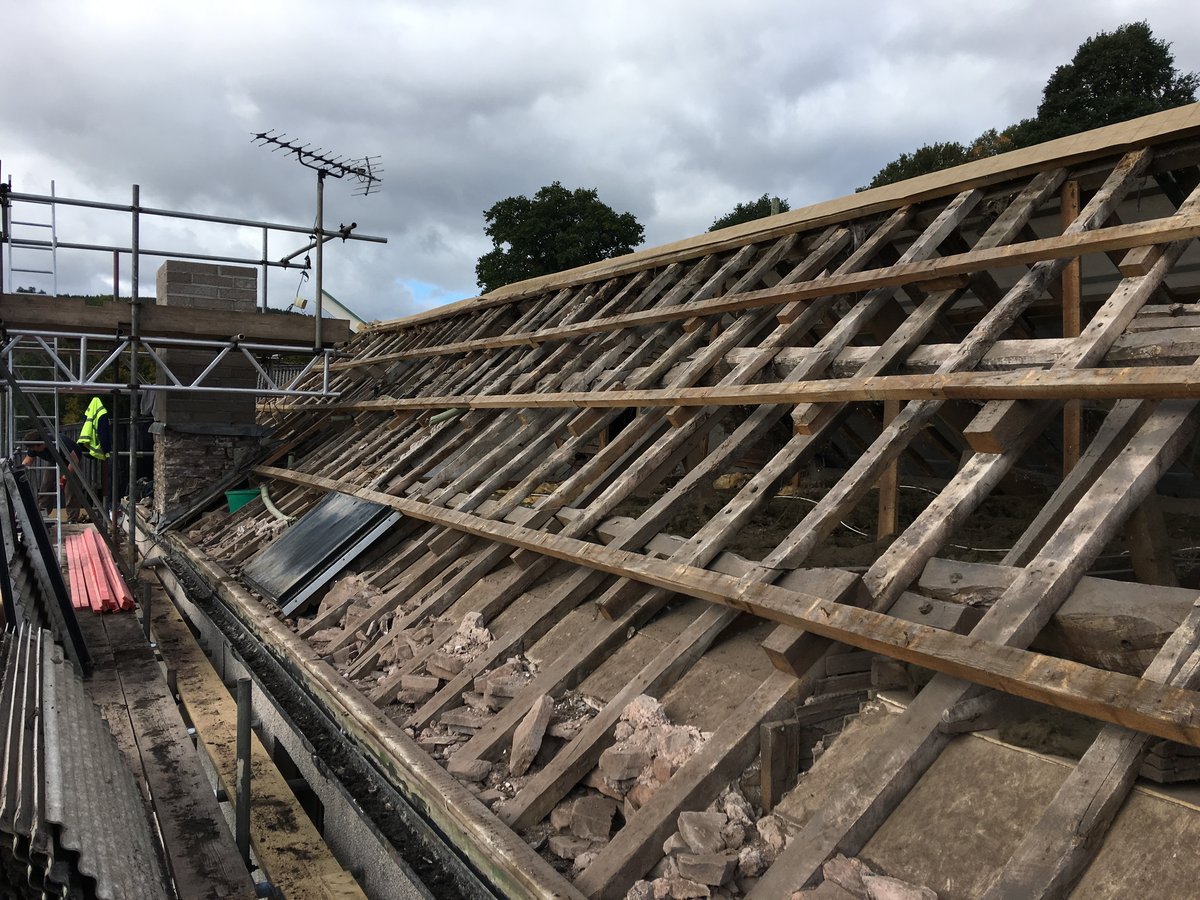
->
(2, 0), (1197, 323)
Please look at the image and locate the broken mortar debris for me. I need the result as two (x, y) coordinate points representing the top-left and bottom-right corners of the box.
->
(599, 695), (705, 798)
(426, 651), (467, 680)
(510, 694), (555, 776)
(443, 611), (494, 655)
(634, 786), (784, 898)
(322, 573), (383, 625)
(805, 855), (938, 900)
(445, 754), (492, 783)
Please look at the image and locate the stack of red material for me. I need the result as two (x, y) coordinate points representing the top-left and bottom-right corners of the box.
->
(65, 528), (135, 613)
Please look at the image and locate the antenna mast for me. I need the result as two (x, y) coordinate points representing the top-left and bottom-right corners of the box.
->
(253, 130), (383, 347)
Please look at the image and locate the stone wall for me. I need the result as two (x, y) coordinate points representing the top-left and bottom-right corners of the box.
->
(152, 261), (264, 520)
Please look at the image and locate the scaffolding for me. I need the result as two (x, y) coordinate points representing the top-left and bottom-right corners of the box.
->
(0, 169), (387, 561)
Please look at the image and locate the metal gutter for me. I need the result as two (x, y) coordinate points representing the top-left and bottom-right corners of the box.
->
(164, 533), (585, 900)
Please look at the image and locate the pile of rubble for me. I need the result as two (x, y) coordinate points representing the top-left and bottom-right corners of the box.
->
(596, 695), (706, 812)
(305, 574), (385, 665)
(414, 656), (540, 754)
(794, 856), (937, 900)
(622, 794), (787, 899)
(390, 611), (503, 706)
(410, 659), (601, 809)
(372, 619), (442, 683)
(533, 696), (709, 878)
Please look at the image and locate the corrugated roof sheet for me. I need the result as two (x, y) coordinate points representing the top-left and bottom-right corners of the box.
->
(0, 627), (169, 899)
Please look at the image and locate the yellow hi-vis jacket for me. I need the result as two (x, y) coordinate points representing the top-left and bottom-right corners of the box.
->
(78, 397), (109, 460)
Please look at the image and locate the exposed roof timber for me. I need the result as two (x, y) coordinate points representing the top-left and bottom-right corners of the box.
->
(338, 213), (1200, 369)
(168, 536), (588, 900)
(179, 112), (1200, 899)
(254, 465), (1200, 748)
(275, 363), (1200, 414)
(370, 103), (1200, 333)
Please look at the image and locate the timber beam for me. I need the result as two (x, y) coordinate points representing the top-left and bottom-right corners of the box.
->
(275, 363), (1200, 414)
(255, 465), (1200, 747)
(331, 214), (1200, 370)
(0, 293), (352, 346)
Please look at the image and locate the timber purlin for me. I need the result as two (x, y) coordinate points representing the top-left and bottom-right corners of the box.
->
(365, 103), (1200, 331)
(180, 104), (1200, 900)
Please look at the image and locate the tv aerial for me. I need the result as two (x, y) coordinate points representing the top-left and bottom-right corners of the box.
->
(253, 130), (383, 346)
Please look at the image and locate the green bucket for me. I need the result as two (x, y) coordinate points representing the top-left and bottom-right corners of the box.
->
(225, 488), (260, 513)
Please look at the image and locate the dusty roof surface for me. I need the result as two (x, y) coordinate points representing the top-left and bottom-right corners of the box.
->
(181, 103), (1200, 899)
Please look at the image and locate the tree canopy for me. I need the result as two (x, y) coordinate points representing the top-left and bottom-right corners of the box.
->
(861, 143), (971, 191)
(862, 21), (1197, 190)
(709, 194), (791, 231)
(1027, 21), (1198, 143)
(475, 182), (644, 293)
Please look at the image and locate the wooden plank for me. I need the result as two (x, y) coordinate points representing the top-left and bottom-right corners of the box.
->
(100, 613), (257, 900)
(1002, 399), (1152, 566)
(962, 398), (1040, 453)
(776, 206), (914, 325)
(760, 717), (803, 814)
(877, 399), (900, 538)
(748, 392), (1200, 898)
(151, 591), (366, 899)
(256, 466), (1200, 747)
(498, 605), (737, 831)
(327, 213), (1200, 372)
(904, 178), (1177, 551)
(74, 615), (149, 800)
(915, 558), (1194, 675)
(1126, 491), (1179, 586)
(978, 599), (1200, 898)
(915, 274), (970, 291)
(365, 307), (766, 695)
(1118, 241), (1166, 276)
(742, 164), (1117, 596)
(347, 286), (718, 661)
(723, 328), (1200, 376)
(1062, 180), (1083, 474)
(368, 103), (1200, 331)
(271, 364), (1200, 414)
(963, 163), (1199, 454)
(786, 187), (985, 424)
(417, 286), (849, 739)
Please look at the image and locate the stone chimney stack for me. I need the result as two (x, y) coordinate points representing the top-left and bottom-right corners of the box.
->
(152, 261), (266, 520)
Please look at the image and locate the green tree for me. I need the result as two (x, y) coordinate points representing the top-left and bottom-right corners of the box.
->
(475, 182), (644, 292)
(861, 141), (969, 190)
(862, 21), (1197, 187)
(709, 194), (791, 231)
(1023, 21), (1198, 144)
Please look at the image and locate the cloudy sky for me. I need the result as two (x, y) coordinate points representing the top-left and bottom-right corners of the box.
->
(1, 1), (1197, 323)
